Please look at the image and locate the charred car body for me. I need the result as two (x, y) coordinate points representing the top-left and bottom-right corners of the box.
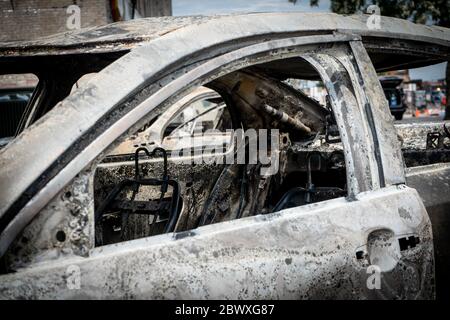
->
(0, 13), (449, 299)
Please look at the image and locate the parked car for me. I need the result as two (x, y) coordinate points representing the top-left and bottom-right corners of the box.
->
(0, 13), (449, 300)
(380, 76), (406, 120)
(0, 87), (34, 141)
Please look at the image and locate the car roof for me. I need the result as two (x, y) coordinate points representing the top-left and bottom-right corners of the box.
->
(0, 12), (449, 57)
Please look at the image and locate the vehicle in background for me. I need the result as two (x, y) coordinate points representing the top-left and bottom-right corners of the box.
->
(0, 87), (34, 145)
(432, 91), (444, 106)
(414, 90), (428, 117)
(429, 90), (445, 117)
(380, 76), (406, 120)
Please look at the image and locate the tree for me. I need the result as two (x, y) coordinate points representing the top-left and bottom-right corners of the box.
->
(292, 0), (450, 119)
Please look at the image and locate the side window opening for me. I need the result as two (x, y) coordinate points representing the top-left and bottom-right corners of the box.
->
(0, 52), (126, 147)
(0, 73), (38, 145)
(379, 62), (450, 168)
(92, 57), (348, 247)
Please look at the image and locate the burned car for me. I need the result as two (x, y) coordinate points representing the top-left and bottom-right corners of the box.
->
(0, 13), (449, 299)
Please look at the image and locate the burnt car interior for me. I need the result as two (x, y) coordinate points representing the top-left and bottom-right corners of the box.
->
(92, 57), (348, 246)
(1, 38), (449, 255)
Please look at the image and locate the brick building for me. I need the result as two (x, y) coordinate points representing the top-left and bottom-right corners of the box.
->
(0, 0), (171, 89)
(0, 0), (110, 42)
(0, 0), (172, 42)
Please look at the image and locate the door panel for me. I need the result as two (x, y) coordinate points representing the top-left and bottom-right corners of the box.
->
(406, 163), (450, 300)
(0, 186), (434, 299)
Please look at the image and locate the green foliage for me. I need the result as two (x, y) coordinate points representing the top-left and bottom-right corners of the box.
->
(290, 0), (450, 119)
(289, 1), (320, 8)
(330, 0), (449, 27)
(290, 0), (449, 27)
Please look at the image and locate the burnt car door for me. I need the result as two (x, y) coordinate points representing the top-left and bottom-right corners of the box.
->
(0, 28), (434, 298)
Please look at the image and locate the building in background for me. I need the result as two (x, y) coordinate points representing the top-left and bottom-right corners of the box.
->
(111, 0), (172, 20)
(0, 0), (171, 89)
(0, 0), (172, 42)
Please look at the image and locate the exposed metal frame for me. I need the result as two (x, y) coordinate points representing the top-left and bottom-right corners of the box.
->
(1, 13), (449, 57)
(0, 33), (375, 257)
(350, 41), (406, 186)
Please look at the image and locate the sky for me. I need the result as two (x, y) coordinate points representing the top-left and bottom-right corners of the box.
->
(173, 0), (331, 16)
(172, 0), (446, 81)
(409, 62), (447, 82)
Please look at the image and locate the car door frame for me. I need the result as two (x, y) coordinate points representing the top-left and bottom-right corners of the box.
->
(0, 33), (361, 256)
